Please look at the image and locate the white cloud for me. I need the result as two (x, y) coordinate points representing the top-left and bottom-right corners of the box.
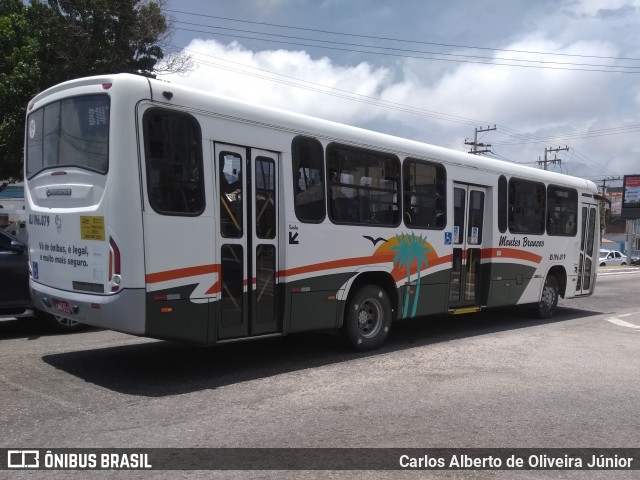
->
(410, 38), (620, 127)
(161, 33), (640, 178)
(166, 35), (626, 130)
(164, 39), (393, 124)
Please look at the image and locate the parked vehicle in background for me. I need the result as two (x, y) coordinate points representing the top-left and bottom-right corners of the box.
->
(2, 221), (27, 244)
(629, 251), (640, 266)
(598, 249), (627, 267)
(0, 229), (86, 332)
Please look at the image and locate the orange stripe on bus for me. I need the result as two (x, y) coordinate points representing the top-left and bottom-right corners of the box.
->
(482, 248), (542, 264)
(428, 254), (453, 267)
(390, 254), (453, 282)
(146, 248), (540, 286)
(278, 254), (396, 278)
(278, 248), (540, 282)
(146, 264), (220, 284)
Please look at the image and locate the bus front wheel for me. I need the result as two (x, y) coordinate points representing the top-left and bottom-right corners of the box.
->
(535, 275), (559, 319)
(343, 285), (392, 351)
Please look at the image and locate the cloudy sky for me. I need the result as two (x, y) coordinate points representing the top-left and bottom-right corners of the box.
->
(161, 0), (640, 187)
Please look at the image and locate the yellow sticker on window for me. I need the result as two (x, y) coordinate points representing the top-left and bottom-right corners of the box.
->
(80, 216), (105, 241)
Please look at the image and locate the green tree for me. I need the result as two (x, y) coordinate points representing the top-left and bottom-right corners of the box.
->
(0, 0), (190, 182)
(42, 0), (183, 83)
(0, 0), (41, 181)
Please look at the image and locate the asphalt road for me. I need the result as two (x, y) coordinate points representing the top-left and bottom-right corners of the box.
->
(1, 268), (639, 479)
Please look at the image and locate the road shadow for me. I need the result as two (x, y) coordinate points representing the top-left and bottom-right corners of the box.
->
(0, 317), (98, 341)
(42, 305), (602, 397)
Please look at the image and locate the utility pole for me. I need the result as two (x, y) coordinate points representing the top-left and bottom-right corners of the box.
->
(537, 146), (569, 170)
(465, 125), (496, 155)
(627, 219), (637, 258)
(599, 176), (621, 195)
(598, 176), (621, 244)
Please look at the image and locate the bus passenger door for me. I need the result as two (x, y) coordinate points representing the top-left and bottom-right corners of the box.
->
(214, 143), (279, 340)
(449, 184), (486, 310)
(576, 202), (597, 295)
(251, 150), (279, 336)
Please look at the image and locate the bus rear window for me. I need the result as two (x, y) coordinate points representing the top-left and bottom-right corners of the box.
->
(26, 94), (110, 178)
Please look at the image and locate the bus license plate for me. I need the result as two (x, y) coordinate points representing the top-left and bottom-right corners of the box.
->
(53, 300), (73, 315)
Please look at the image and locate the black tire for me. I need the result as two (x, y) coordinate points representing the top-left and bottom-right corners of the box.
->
(599, 263), (606, 267)
(38, 311), (86, 333)
(621, 262), (626, 266)
(342, 285), (392, 351)
(535, 275), (559, 319)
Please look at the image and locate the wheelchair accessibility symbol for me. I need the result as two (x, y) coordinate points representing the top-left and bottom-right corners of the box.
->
(444, 231), (452, 245)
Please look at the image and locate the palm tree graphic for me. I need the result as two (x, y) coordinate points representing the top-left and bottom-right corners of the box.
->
(392, 234), (413, 318)
(392, 233), (431, 318)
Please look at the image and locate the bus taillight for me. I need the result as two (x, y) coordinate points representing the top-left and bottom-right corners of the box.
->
(109, 237), (121, 292)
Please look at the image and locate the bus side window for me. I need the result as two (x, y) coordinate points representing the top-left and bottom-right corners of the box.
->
(546, 185), (578, 236)
(326, 143), (400, 226)
(403, 159), (446, 229)
(143, 109), (205, 216)
(291, 136), (325, 223)
(508, 178), (545, 234)
(498, 175), (508, 233)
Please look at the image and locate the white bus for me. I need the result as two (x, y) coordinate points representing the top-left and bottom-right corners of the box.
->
(24, 73), (600, 350)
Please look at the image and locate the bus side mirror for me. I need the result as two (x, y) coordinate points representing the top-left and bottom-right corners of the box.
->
(10, 240), (25, 254)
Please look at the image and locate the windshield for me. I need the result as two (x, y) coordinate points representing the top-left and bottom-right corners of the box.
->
(26, 94), (110, 178)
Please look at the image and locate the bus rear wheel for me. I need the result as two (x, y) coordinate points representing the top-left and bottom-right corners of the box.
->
(535, 275), (559, 319)
(38, 311), (86, 333)
(343, 285), (391, 351)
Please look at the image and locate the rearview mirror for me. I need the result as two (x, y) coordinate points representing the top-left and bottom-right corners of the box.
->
(10, 240), (25, 254)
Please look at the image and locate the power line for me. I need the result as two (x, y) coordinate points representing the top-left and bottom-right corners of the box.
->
(174, 47), (483, 126)
(491, 124), (640, 145)
(160, 49), (625, 177)
(162, 12), (640, 157)
(171, 20), (640, 72)
(171, 25), (640, 74)
(171, 47), (639, 155)
(568, 148), (620, 177)
(166, 9), (640, 63)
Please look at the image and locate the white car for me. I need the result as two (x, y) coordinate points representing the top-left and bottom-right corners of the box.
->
(598, 249), (627, 267)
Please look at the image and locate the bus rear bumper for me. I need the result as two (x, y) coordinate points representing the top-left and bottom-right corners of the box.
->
(30, 280), (146, 335)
